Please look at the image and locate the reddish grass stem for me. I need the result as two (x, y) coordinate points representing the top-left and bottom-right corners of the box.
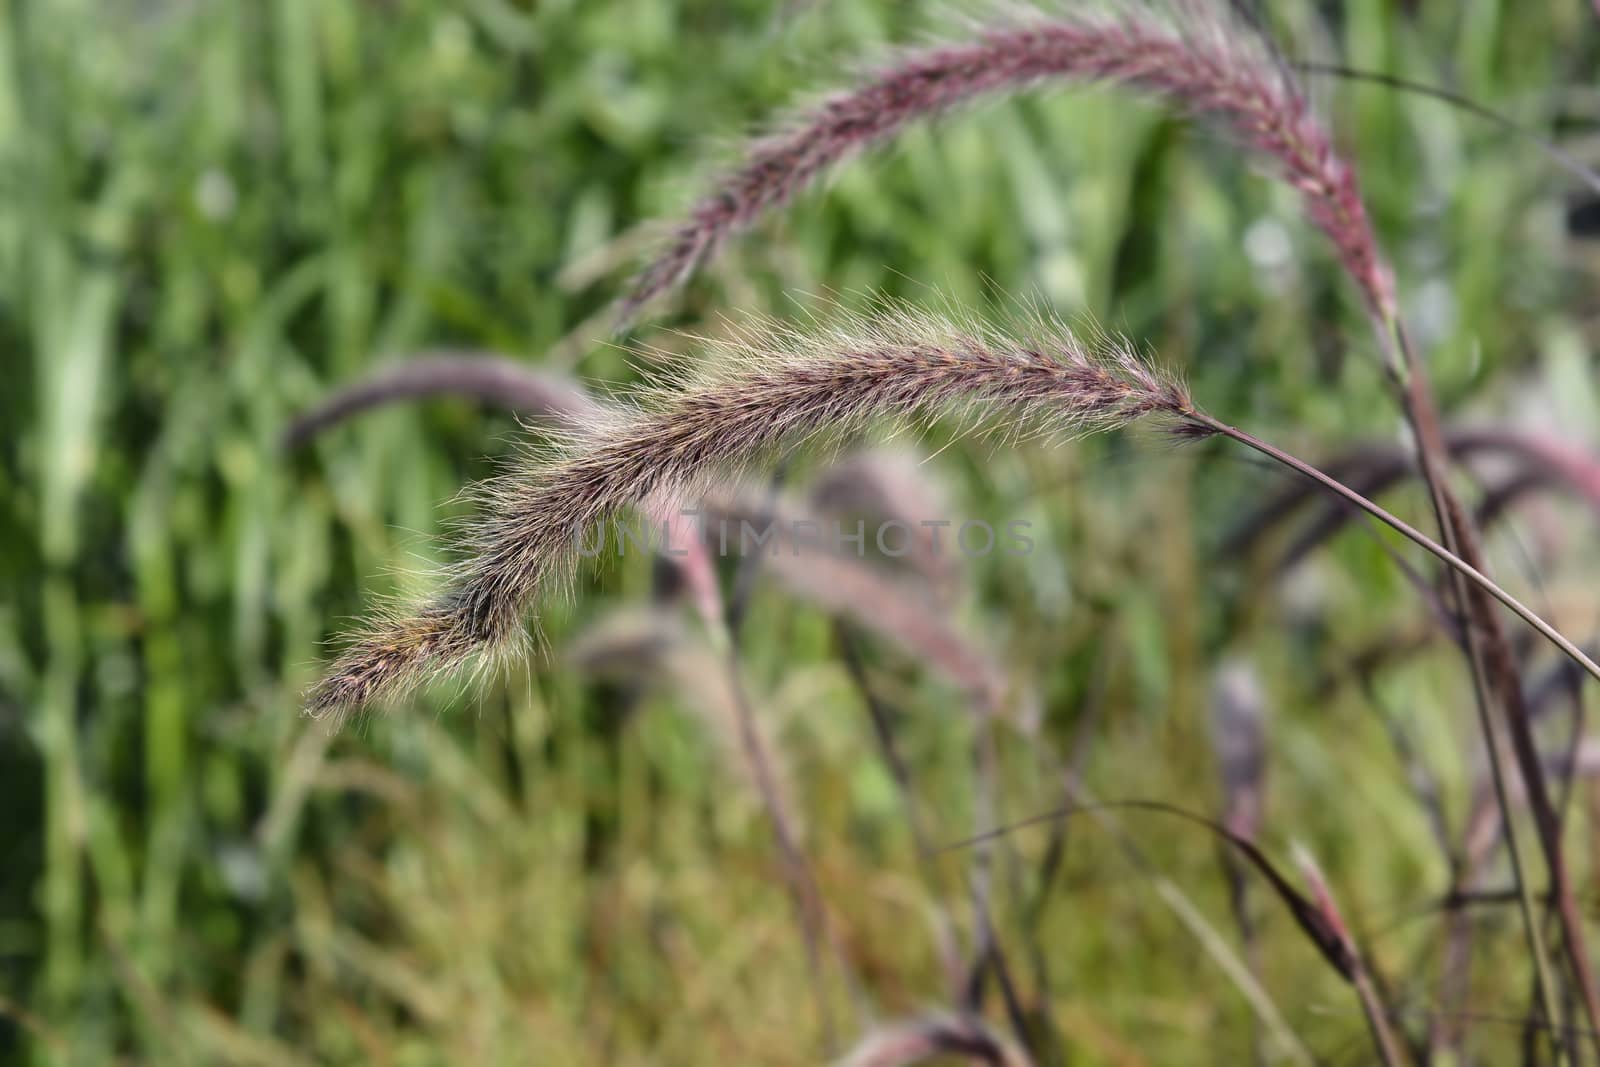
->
(1193, 413), (1600, 688)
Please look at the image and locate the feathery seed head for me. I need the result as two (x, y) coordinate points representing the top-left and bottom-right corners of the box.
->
(618, 1), (1393, 327)
(308, 307), (1209, 721)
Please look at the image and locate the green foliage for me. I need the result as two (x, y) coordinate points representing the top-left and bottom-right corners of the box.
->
(1, 0), (1596, 1062)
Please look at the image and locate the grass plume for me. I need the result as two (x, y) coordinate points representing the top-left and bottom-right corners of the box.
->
(619, 0), (1391, 325)
(309, 305), (1600, 727)
(307, 309), (1200, 719)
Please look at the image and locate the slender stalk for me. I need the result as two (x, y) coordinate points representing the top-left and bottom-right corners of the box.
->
(1454, 608), (1566, 1061)
(1193, 413), (1600, 687)
(1292, 843), (1412, 1065)
(1351, 952), (1407, 1066)
(1066, 786), (1317, 1067)
(1206, 405), (1589, 1058)
(705, 618), (838, 1049)
(1375, 308), (1600, 1057)
(834, 622), (965, 999)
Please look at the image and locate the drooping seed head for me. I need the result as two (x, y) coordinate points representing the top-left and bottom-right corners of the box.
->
(618, 1), (1393, 327)
(308, 305), (1211, 721)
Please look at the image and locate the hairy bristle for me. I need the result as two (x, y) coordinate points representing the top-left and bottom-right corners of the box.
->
(306, 309), (1209, 719)
(618, 1), (1391, 326)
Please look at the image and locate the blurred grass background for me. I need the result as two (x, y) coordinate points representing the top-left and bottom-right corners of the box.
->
(3, 0), (1600, 1062)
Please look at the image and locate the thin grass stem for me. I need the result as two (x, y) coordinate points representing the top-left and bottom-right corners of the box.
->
(1195, 414), (1600, 688)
